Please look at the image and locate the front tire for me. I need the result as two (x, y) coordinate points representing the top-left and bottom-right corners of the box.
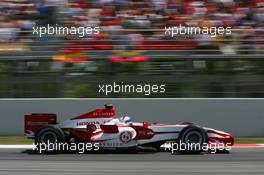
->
(177, 126), (208, 154)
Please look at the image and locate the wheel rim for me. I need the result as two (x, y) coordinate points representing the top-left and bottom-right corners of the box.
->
(184, 131), (203, 144)
(40, 131), (57, 144)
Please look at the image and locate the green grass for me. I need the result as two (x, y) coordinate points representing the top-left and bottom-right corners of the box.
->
(235, 137), (264, 144)
(0, 136), (33, 145)
(0, 136), (264, 145)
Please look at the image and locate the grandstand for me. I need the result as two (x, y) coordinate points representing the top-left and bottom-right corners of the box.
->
(0, 0), (263, 97)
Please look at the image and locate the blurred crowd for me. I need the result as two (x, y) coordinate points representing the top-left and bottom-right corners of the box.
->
(0, 0), (264, 98)
(0, 0), (263, 54)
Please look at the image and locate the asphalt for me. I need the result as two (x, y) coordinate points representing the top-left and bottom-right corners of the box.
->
(0, 148), (264, 175)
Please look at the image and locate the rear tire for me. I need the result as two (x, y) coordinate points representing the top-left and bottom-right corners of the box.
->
(35, 126), (65, 153)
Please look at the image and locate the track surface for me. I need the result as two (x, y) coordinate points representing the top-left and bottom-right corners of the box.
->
(0, 148), (264, 175)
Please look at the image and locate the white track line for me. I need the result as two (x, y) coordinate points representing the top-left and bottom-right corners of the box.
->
(160, 144), (264, 149)
(1, 98), (264, 100)
(0, 145), (35, 149)
(1, 144), (264, 149)
(233, 144), (264, 148)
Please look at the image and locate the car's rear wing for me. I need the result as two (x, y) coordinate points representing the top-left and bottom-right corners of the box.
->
(24, 113), (57, 138)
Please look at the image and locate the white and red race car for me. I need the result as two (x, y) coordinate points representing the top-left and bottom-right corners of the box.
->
(24, 104), (234, 153)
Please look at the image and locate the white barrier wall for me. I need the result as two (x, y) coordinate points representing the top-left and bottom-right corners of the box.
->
(0, 99), (263, 136)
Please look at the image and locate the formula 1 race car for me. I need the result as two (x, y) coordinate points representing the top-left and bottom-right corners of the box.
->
(24, 104), (234, 153)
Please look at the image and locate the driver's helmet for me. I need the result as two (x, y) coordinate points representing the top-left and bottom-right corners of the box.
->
(104, 103), (113, 109)
(120, 116), (132, 123)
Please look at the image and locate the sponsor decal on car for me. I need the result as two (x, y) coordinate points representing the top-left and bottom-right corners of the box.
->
(120, 131), (133, 143)
(27, 121), (49, 126)
(77, 121), (101, 126)
(92, 112), (115, 117)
